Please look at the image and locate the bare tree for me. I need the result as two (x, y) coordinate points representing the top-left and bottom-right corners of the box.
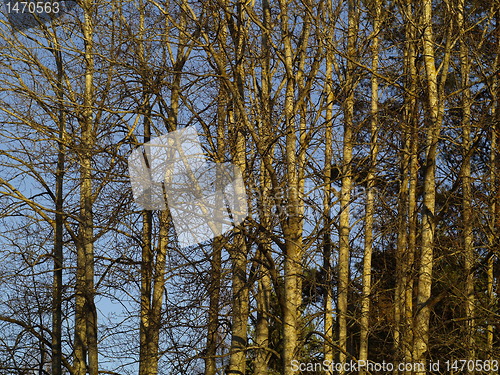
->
(413, 0), (452, 370)
(359, 0), (381, 369)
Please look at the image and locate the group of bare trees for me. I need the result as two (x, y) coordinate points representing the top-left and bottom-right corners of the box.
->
(0, 0), (499, 374)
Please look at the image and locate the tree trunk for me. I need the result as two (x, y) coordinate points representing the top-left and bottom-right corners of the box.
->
(255, 165), (272, 375)
(139, 202), (153, 375)
(204, 93), (227, 375)
(413, 0), (451, 370)
(491, 5), (500, 362)
(458, 0), (475, 364)
(395, 1), (418, 369)
(277, 0), (304, 373)
(337, 0), (358, 370)
(227, 120), (249, 375)
(227, 5), (250, 374)
(74, 0), (98, 373)
(51, 35), (65, 375)
(488, 7), (500, 361)
(322, 0), (335, 363)
(254, 1), (272, 371)
(137, 1), (155, 372)
(205, 238), (222, 375)
(359, 1), (380, 369)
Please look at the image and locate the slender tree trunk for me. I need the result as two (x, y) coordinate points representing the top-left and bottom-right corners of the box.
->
(205, 238), (222, 375)
(491, 6), (500, 362)
(405, 81), (418, 370)
(404, 7), (418, 365)
(255, 267), (271, 375)
(488, 8), (500, 360)
(139, 194), (153, 375)
(138, 1), (155, 372)
(227, 4), (250, 374)
(295, 0), (311, 315)
(322, 0), (335, 363)
(227, 121), (249, 375)
(74, 234), (86, 375)
(254, 1), (272, 372)
(139, 3), (186, 372)
(277, 1), (304, 373)
(138, 176), (168, 375)
(337, 0), (358, 370)
(138, 182), (153, 375)
(396, 2), (418, 369)
(51, 36), (65, 375)
(413, 0), (450, 370)
(138, 83), (157, 375)
(255, 164), (272, 375)
(458, 0), (475, 364)
(83, 1), (98, 371)
(74, 0), (98, 373)
(359, 1), (380, 369)
(204, 95), (226, 375)
(149, 211), (168, 375)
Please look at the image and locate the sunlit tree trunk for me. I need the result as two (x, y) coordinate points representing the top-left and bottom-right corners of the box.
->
(75, 0), (98, 373)
(322, 0), (335, 363)
(204, 90), (226, 375)
(138, 69), (170, 375)
(226, 98), (250, 375)
(359, 1), (380, 369)
(490, 5), (500, 363)
(227, 120), (249, 375)
(413, 0), (438, 364)
(255, 257), (271, 375)
(488, 7), (500, 361)
(255, 159), (272, 375)
(337, 0), (358, 370)
(149, 211), (169, 374)
(413, 0), (451, 370)
(226, 3), (250, 375)
(277, 1), (305, 373)
(395, 2), (418, 369)
(404, 77), (419, 372)
(295, 7), (311, 361)
(254, 0), (272, 372)
(404, 3), (418, 367)
(137, 4), (182, 373)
